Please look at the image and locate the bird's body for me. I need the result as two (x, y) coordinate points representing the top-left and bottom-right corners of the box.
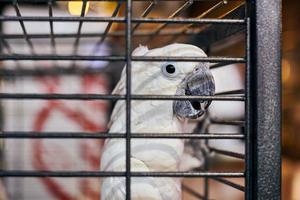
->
(100, 43), (215, 200)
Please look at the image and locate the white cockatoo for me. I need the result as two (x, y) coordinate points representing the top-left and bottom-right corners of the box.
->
(100, 43), (215, 200)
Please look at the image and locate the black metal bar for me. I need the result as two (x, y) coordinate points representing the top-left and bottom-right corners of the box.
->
(145, 0), (194, 43)
(212, 177), (245, 192)
(132, 1), (157, 32)
(183, 0), (227, 31)
(0, 27), (240, 38)
(209, 147), (245, 160)
(193, 4), (246, 49)
(0, 171), (125, 177)
(12, 1), (35, 54)
(0, 31), (206, 39)
(134, 55), (236, 61)
(210, 62), (244, 69)
(0, 55), (246, 62)
(247, 0), (281, 199)
(0, 67), (246, 78)
(0, 93), (244, 101)
(125, 0), (132, 198)
(0, 93), (124, 100)
(0, 67), (109, 77)
(0, 16), (245, 24)
(0, 55), (125, 61)
(0, 132), (245, 139)
(203, 123), (210, 200)
(48, 0), (56, 54)
(132, 94), (244, 101)
(91, 2), (122, 53)
(215, 89), (244, 95)
(0, 35), (22, 69)
(0, 171), (245, 178)
(0, 16), (125, 22)
(0, 38), (13, 54)
(134, 16), (243, 25)
(71, 0), (88, 57)
(0, 0), (245, 2)
(168, 0), (227, 44)
(245, 16), (252, 200)
(102, 56), (240, 62)
(210, 119), (245, 126)
(182, 184), (206, 200)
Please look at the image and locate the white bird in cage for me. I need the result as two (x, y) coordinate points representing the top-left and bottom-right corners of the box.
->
(100, 43), (215, 200)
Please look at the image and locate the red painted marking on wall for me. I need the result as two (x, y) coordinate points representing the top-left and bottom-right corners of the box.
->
(31, 75), (109, 200)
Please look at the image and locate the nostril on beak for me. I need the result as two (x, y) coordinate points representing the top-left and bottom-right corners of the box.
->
(193, 67), (200, 73)
(191, 101), (201, 110)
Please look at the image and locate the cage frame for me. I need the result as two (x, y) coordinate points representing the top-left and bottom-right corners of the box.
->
(0, 0), (281, 200)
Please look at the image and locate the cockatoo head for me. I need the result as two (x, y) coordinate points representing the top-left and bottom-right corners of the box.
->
(131, 43), (215, 119)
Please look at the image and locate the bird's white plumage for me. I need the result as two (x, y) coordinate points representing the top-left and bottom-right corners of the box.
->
(100, 43), (209, 200)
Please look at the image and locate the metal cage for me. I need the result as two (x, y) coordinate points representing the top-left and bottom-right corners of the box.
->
(0, 0), (281, 199)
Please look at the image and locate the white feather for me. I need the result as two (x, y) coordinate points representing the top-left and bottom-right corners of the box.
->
(101, 43), (208, 200)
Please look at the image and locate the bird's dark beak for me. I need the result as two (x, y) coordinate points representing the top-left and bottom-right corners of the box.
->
(173, 65), (215, 119)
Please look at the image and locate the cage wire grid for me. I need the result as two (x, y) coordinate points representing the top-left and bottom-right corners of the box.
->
(0, 0), (281, 200)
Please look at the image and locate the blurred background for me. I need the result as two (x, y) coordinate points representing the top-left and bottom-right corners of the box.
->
(0, 0), (296, 199)
(282, 1), (300, 200)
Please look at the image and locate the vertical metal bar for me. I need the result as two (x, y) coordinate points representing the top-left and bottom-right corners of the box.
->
(72, 0), (88, 55)
(70, 0), (88, 68)
(245, 16), (252, 200)
(203, 123), (210, 200)
(247, 0), (281, 199)
(203, 164), (209, 200)
(91, 2), (122, 54)
(125, 0), (132, 199)
(13, 0), (35, 54)
(0, 38), (13, 54)
(48, 0), (56, 55)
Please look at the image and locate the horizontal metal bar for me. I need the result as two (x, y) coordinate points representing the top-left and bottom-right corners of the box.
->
(0, 33), (114, 39)
(167, 0), (228, 46)
(0, 0), (245, 2)
(132, 95), (245, 101)
(0, 31), (197, 39)
(210, 120), (245, 126)
(13, 2), (36, 55)
(0, 67), (247, 78)
(0, 132), (245, 139)
(0, 93), (244, 101)
(209, 147), (245, 159)
(194, 4), (245, 48)
(210, 62), (243, 69)
(0, 16), (245, 24)
(0, 67), (108, 77)
(0, 93), (123, 100)
(0, 171), (125, 177)
(131, 133), (245, 139)
(133, 56), (245, 63)
(0, 171), (245, 178)
(0, 16), (124, 22)
(212, 177), (245, 192)
(0, 55), (125, 61)
(0, 28), (221, 39)
(215, 89), (245, 95)
(0, 55), (245, 62)
(145, 0), (195, 44)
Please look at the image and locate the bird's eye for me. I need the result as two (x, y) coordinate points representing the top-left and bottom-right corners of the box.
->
(162, 63), (178, 78)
